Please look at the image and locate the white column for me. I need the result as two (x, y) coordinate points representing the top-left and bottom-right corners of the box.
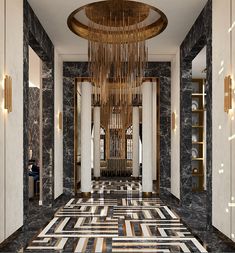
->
(81, 81), (92, 193)
(132, 106), (139, 178)
(152, 81), (157, 181)
(142, 81), (153, 193)
(93, 106), (100, 178)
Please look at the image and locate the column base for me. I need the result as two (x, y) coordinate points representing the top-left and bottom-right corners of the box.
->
(142, 192), (152, 198)
(94, 177), (100, 181)
(81, 192), (91, 198)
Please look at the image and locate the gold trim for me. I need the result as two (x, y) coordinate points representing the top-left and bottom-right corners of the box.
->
(4, 75), (12, 113)
(172, 112), (176, 130)
(67, 1), (168, 43)
(142, 192), (152, 197)
(58, 112), (63, 130)
(224, 75), (232, 113)
(81, 192), (91, 198)
(76, 77), (93, 83)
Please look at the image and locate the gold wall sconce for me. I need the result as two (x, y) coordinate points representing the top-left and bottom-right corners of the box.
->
(58, 112), (63, 130)
(224, 75), (232, 113)
(4, 75), (12, 113)
(172, 112), (176, 131)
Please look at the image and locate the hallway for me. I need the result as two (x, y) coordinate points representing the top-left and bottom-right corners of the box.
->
(25, 180), (207, 252)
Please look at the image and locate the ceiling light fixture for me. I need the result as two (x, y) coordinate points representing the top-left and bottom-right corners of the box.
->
(68, 0), (167, 105)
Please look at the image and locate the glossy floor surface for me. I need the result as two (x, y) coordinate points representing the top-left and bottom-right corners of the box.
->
(25, 180), (207, 252)
(0, 179), (235, 252)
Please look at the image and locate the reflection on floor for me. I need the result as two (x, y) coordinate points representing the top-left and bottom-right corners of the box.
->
(26, 180), (207, 252)
(91, 180), (143, 194)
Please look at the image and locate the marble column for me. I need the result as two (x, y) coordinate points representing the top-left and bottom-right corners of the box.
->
(81, 81), (92, 195)
(93, 106), (100, 179)
(142, 80), (153, 195)
(132, 106), (139, 178)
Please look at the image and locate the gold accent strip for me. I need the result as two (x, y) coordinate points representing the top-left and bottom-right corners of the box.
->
(76, 77), (92, 83)
(172, 112), (176, 130)
(224, 75), (232, 113)
(67, 1), (168, 43)
(142, 192), (152, 197)
(58, 112), (63, 130)
(4, 75), (12, 113)
(81, 192), (91, 198)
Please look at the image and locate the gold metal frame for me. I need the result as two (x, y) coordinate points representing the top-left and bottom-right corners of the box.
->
(172, 112), (176, 130)
(58, 112), (63, 130)
(4, 75), (12, 113)
(67, 1), (168, 43)
(224, 75), (232, 113)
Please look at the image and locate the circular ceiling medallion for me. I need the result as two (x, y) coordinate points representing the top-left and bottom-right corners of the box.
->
(67, 0), (168, 43)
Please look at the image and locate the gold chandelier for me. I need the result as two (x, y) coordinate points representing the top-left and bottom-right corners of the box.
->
(68, 0), (167, 106)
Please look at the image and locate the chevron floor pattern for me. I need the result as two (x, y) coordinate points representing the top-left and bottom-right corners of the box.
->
(26, 180), (207, 252)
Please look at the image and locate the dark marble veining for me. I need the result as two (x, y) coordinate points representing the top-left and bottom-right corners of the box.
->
(0, 195), (71, 253)
(24, 0), (55, 220)
(63, 62), (171, 194)
(180, 0), (212, 227)
(42, 60), (54, 206)
(63, 62), (89, 195)
(28, 88), (40, 161)
(145, 62), (171, 189)
(160, 189), (235, 253)
(1, 183), (234, 252)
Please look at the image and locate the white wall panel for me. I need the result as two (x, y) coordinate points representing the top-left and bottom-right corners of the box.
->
(231, 0), (235, 242)
(171, 49), (180, 199)
(54, 50), (63, 199)
(5, 0), (23, 238)
(212, 0), (232, 239)
(0, 0), (5, 244)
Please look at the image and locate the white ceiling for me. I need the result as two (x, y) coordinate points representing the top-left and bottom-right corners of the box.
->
(28, 0), (208, 61)
(192, 46), (207, 79)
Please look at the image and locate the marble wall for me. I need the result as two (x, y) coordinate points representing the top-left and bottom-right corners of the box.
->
(63, 62), (171, 194)
(180, 0), (212, 224)
(24, 0), (54, 218)
(28, 88), (40, 161)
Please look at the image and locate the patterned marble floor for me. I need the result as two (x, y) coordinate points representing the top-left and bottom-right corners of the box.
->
(26, 180), (207, 253)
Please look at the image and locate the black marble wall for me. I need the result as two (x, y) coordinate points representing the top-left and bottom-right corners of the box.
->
(63, 63), (89, 195)
(180, 0), (212, 225)
(28, 88), (40, 161)
(23, 0), (54, 223)
(63, 62), (171, 194)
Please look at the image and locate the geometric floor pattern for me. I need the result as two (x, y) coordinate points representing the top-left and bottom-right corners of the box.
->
(26, 180), (208, 252)
(91, 180), (143, 194)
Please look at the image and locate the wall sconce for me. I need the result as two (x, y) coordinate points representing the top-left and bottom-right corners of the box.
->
(58, 112), (63, 130)
(224, 75), (232, 113)
(4, 75), (12, 113)
(172, 112), (176, 131)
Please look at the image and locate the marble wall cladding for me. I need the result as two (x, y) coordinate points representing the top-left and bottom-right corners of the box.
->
(63, 62), (171, 194)
(28, 88), (40, 161)
(145, 62), (171, 189)
(180, 0), (212, 225)
(24, 0), (55, 218)
(63, 62), (89, 195)
(41, 60), (54, 206)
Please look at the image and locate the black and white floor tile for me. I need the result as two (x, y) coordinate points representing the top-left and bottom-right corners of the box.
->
(91, 180), (142, 194)
(26, 180), (207, 252)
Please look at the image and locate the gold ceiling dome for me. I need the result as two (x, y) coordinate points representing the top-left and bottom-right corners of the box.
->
(67, 0), (168, 106)
(68, 0), (168, 43)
